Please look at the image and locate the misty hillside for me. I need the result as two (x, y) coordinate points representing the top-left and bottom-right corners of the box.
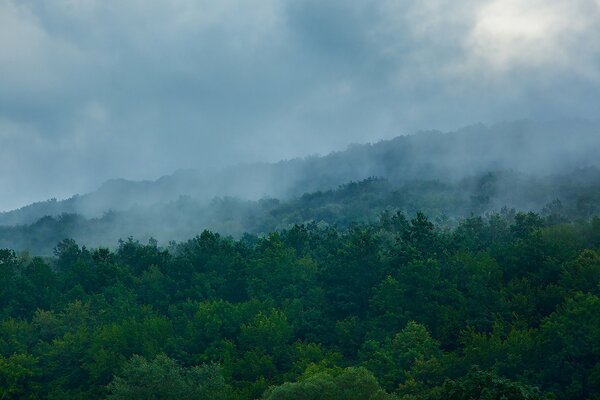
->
(2, 119), (599, 227)
(2, 167), (600, 255)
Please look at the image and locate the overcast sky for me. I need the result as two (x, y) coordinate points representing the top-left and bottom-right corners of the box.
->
(1, 0), (600, 211)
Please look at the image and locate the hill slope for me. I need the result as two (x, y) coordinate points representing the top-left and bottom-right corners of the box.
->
(2, 167), (600, 254)
(2, 119), (599, 227)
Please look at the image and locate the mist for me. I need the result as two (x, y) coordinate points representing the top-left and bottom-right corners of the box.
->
(1, 119), (599, 254)
(6, 3), (600, 400)
(2, 0), (600, 211)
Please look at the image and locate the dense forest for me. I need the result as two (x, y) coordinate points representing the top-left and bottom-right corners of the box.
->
(2, 167), (600, 255)
(2, 120), (599, 255)
(2, 122), (600, 398)
(4, 1), (600, 398)
(1, 210), (600, 399)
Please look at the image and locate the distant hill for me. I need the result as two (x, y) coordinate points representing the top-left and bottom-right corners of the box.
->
(2, 166), (600, 254)
(1, 119), (599, 228)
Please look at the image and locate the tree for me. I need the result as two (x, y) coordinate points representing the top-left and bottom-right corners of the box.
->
(107, 354), (233, 400)
(0, 249), (19, 317)
(262, 367), (396, 400)
(538, 293), (600, 399)
(360, 321), (442, 391)
(0, 353), (39, 399)
(559, 249), (600, 295)
(430, 368), (551, 400)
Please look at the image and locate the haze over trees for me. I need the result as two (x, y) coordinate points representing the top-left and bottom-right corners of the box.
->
(1, 120), (599, 254)
(0, 121), (599, 399)
(1, 118), (600, 400)
(3, 0), (600, 398)
(0, 119), (599, 399)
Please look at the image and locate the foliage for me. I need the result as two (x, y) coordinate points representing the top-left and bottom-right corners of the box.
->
(261, 367), (395, 400)
(2, 167), (600, 255)
(0, 211), (599, 398)
(429, 367), (552, 400)
(106, 354), (234, 400)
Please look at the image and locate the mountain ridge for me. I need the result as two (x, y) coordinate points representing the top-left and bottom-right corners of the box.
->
(2, 119), (599, 227)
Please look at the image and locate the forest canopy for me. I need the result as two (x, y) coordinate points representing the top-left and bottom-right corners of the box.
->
(1, 211), (599, 399)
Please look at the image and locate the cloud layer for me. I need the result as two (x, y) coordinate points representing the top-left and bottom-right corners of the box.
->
(1, 0), (599, 210)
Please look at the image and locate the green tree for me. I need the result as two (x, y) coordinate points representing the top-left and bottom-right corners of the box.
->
(0, 353), (39, 399)
(538, 293), (600, 399)
(430, 368), (551, 400)
(107, 354), (233, 400)
(360, 321), (442, 391)
(262, 367), (396, 400)
(559, 249), (600, 295)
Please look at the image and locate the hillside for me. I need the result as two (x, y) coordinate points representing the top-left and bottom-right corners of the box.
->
(1, 167), (600, 255)
(1, 210), (599, 399)
(2, 119), (599, 227)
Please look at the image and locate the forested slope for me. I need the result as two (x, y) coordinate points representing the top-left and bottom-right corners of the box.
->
(2, 120), (599, 227)
(1, 167), (599, 255)
(1, 211), (600, 399)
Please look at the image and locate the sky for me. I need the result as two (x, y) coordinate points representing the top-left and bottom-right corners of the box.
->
(1, 0), (600, 211)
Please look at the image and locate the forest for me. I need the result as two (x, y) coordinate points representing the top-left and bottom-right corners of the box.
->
(2, 120), (600, 255)
(1, 122), (599, 399)
(1, 210), (599, 399)
(3, 1), (600, 398)
(2, 167), (600, 255)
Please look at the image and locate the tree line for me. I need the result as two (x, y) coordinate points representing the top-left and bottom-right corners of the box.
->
(2, 169), (600, 255)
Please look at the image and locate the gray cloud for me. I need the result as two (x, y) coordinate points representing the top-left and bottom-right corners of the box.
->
(0, 0), (599, 210)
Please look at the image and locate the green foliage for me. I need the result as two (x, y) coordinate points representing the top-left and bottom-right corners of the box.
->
(430, 367), (551, 400)
(538, 293), (600, 399)
(559, 250), (600, 295)
(3, 167), (600, 255)
(0, 212), (598, 399)
(360, 321), (442, 391)
(106, 354), (234, 400)
(0, 353), (39, 399)
(261, 367), (395, 400)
